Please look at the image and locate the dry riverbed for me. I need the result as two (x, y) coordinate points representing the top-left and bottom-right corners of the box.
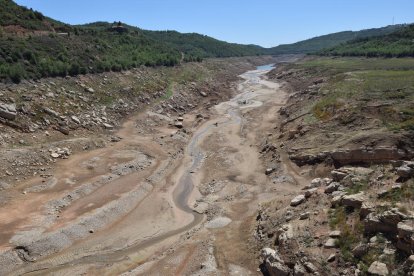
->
(0, 56), (303, 275)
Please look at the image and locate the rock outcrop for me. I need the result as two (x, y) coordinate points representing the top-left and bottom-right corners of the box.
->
(0, 102), (17, 120)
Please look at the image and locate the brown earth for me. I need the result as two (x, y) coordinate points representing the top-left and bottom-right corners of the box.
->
(0, 56), (299, 275)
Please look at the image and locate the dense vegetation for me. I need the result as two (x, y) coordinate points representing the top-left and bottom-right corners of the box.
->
(268, 25), (402, 55)
(0, 0), (49, 31)
(0, 28), (182, 83)
(0, 0), (411, 84)
(143, 30), (264, 59)
(318, 24), (414, 57)
(0, 1), (265, 83)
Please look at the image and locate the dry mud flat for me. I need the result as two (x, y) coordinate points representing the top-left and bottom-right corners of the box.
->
(0, 56), (301, 275)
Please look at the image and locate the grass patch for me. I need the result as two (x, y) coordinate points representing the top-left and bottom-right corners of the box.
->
(329, 206), (364, 262)
(299, 57), (414, 73)
(161, 84), (174, 100)
(299, 57), (414, 129)
(344, 178), (370, 195)
(380, 180), (414, 205)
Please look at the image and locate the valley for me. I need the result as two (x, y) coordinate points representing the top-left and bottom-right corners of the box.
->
(1, 1), (414, 275)
(0, 55), (298, 275)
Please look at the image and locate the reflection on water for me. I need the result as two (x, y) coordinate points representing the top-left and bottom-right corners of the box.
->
(256, 64), (275, 71)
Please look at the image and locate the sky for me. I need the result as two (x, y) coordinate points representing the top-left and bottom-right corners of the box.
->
(14, 0), (414, 48)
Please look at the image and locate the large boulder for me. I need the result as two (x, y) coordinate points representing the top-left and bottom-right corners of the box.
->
(276, 224), (294, 245)
(290, 195), (306, 207)
(396, 162), (414, 178)
(352, 243), (370, 258)
(304, 262), (318, 274)
(364, 211), (404, 235)
(261, 248), (291, 276)
(331, 169), (348, 181)
(341, 192), (366, 209)
(0, 102), (17, 120)
(367, 261), (389, 276)
(293, 262), (306, 276)
(397, 221), (414, 254)
(325, 182), (340, 194)
(360, 202), (375, 218)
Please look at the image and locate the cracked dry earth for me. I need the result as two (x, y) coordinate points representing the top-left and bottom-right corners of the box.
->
(0, 58), (305, 275)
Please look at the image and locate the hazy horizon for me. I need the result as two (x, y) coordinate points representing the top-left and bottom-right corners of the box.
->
(13, 0), (414, 47)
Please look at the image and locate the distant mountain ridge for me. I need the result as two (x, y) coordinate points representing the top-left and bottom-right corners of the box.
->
(0, 0), (410, 83)
(317, 24), (414, 57)
(267, 25), (404, 55)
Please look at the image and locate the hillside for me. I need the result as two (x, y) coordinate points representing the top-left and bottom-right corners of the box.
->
(143, 30), (264, 59)
(268, 25), (403, 55)
(318, 24), (414, 57)
(0, 0), (266, 83)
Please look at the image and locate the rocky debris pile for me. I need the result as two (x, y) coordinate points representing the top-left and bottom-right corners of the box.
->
(257, 161), (414, 275)
(49, 147), (71, 159)
(261, 247), (320, 276)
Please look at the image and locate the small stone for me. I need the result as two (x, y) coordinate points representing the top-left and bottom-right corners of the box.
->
(305, 188), (318, 198)
(299, 212), (310, 220)
(327, 254), (336, 262)
(324, 238), (338, 248)
(51, 153), (60, 158)
(174, 121), (183, 129)
(110, 136), (122, 142)
(310, 178), (324, 187)
(71, 116), (81, 124)
(304, 262), (318, 273)
(367, 261), (388, 276)
(265, 168), (275, 175)
(329, 230), (341, 238)
(103, 123), (113, 129)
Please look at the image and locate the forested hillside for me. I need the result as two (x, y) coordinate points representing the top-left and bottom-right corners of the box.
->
(143, 30), (264, 59)
(318, 24), (414, 57)
(268, 25), (403, 55)
(0, 0), (411, 84)
(0, 0), (265, 83)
